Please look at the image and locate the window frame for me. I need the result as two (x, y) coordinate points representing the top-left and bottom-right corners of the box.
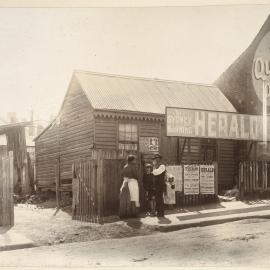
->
(118, 122), (139, 151)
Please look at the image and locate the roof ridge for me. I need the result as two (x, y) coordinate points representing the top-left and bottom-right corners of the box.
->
(74, 69), (216, 88)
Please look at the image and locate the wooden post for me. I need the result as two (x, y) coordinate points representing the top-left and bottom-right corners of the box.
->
(0, 156), (3, 226)
(239, 162), (244, 200)
(55, 158), (60, 209)
(8, 151), (14, 226)
(265, 161), (268, 190)
(255, 161), (259, 191)
(72, 163), (79, 219)
(238, 162), (241, 198)
(96, 150), (104, 224)
(0, 151), (14, 227)
(21, 157), (30, 195)
(213, 161), (218, 196)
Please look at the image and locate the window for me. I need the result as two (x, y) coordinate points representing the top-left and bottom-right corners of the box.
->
(118, 123), (138, 151)
(119, 123), (138, 142)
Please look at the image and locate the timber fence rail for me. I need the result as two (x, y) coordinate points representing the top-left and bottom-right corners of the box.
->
(71, 151), (219, 223)
(239, 161), (270, 198)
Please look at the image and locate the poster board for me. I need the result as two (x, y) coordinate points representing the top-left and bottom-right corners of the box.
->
(139, 137), (159, 153)
(166, 165), (182, 192)
(199, 165), (215, 194)
(183, 164), (200, 195)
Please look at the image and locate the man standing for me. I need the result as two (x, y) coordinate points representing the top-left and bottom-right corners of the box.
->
(152, 153), (166, 217)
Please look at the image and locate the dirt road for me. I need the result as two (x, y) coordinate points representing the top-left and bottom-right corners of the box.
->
(12, 203), (156, 246)
(1, 218), (270, 268)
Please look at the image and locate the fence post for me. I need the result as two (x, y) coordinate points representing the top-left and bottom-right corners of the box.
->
(96, 150), (104, 224)
(255, 161), (258, 192)
(55, 158), (61, 209)
(213, 161), (218, 196)
(239, 162), (244, 200)
(72, 162), (79, 220)
(264, 161), (267, 190)
(8, 151), (14, 226)
(0, 156), (3, 226)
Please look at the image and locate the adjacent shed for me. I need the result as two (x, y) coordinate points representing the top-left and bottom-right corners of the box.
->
(0, 122), (34, 195)
(35, 71), (238, 193)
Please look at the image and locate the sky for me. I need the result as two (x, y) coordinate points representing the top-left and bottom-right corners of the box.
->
(1, 4), (270, 123)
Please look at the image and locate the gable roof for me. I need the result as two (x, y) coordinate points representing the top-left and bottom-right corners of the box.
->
(35, 71), (237, 141)
(75, 71), (237, 115)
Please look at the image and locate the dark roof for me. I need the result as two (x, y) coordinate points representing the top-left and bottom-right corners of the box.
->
(0, 122), (32, 135)
(75, 71), (237, 114)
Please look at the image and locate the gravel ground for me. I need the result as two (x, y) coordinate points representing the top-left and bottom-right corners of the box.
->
(12, 200), (157, 246)
(1, 218), (270, 267)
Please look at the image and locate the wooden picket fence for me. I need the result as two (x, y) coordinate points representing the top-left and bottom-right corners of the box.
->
(239, 161), (270, 198)
(72, 151), (127, 224)
(72, 153), (218, 223)
(0, 151), (14, 226)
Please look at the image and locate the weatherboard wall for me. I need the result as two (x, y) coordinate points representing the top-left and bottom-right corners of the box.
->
(35, 123), (60, 190)
(35, 78), (95, 191)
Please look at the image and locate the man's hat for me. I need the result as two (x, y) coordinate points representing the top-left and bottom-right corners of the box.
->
(145, 163), (152, 168)
(153, 153), (162, 160)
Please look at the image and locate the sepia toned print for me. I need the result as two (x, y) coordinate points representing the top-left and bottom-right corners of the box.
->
(2, 1), (270, 268)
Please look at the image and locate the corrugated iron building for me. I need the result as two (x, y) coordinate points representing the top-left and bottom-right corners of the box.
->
(35, 71), (238, 192)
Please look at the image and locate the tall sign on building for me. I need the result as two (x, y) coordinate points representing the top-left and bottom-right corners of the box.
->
(252, 31), (270, 142)
(216, 15), (270, 115)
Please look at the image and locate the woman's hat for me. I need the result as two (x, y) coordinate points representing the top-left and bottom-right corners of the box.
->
(127, 154), (136, 162)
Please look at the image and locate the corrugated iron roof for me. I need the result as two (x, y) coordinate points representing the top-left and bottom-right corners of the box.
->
(75, 71), (237, 114)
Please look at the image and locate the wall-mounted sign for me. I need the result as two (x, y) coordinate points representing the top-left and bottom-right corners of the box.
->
(166, 165), (183, 192)
(252, 31), (270, 106)
(199, 165), (215, 194)
(184, 165), (200, 195)
(166, 107), (270, 141)
(139, 137), (159, 153)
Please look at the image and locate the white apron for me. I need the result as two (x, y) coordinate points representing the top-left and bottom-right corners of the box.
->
(120, 177), (140, 207)
(163, 182), (176, 205)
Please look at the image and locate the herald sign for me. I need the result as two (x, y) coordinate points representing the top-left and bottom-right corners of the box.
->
(166, 107), (270, 141)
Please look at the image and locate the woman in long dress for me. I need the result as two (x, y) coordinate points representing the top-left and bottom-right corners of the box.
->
(119, 155), (140, 219)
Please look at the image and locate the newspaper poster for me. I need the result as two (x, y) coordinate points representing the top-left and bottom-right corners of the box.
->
(166, 165), (183, 192)
(184, 165), (200, 194)
(139, 137), (159, 153)
(200, 165), (215, 194)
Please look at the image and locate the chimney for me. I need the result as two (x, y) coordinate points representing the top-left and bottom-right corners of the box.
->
(7, 112), (17, 123)
(29, 110), (34, 136)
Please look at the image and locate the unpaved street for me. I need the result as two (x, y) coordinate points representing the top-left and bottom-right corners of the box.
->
(12, 202), (156, 246)
(1, 218), (270, 268)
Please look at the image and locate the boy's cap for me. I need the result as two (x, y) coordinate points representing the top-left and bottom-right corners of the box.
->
(145, 163), (152, 168)
(153, 153), (162, 159)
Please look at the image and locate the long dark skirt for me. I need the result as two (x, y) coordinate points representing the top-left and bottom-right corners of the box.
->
(119, 182), (137, 219)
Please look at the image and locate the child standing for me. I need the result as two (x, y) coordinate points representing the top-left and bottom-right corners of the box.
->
(163, 174), (176, 210)
(142, 163), (156, 216)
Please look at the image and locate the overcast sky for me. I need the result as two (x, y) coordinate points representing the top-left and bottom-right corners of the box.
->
(1, 5), (270, 122)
